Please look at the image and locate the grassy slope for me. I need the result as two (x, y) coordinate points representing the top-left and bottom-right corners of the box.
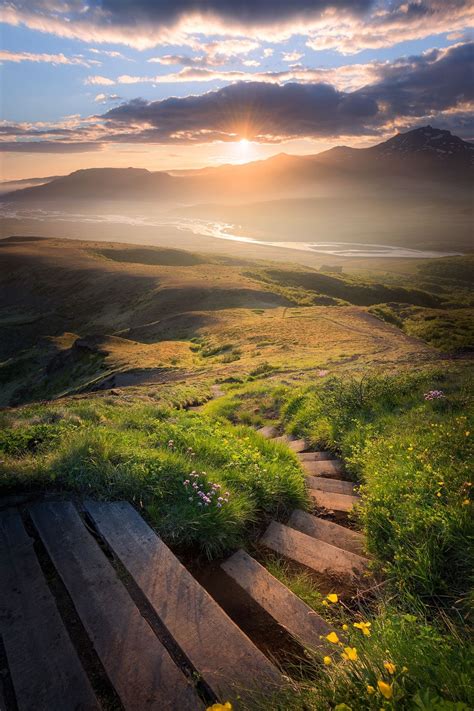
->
(209, 366), (473, 710)
(0, 235), (445, 406)
(1, 236), (473, 709)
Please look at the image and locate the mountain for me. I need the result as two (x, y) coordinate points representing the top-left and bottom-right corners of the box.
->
(5, 126), (473, 205)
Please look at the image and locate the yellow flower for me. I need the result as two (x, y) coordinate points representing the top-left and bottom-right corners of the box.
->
(342, 624), (349, 631)
(323, 656), (332, 665)
(326, 632), (340, 644)
(353, 621), (371, 636)
(341, 647), (358, 661)
(384, 662), (396, 675)
(327, 593), (339, 603)
(462, 499), (470, 506)
(322, 600), (329, 606)
(402, 666), (408, 673)
(378, 681), (393, 699)
(206, 704), (232, 711)
(465, 431), (470, 436)
(367, 685), (375, 695)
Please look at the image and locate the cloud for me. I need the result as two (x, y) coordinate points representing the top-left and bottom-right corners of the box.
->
(0, 1), (371, 50)
(88, 48), (127, 59)
(147, 39), (261, 68)
(100, 41), (474, 142)
(85, 75), (116, 85)
(94, 92), (121, 103)
(0, 141), (102, 153)
(282, 51), (304, 62)
(0, 49), (98, 67)
(2, 41), (472, 151)
(2, 0), (472, 54)
(306, 0), (474, 54)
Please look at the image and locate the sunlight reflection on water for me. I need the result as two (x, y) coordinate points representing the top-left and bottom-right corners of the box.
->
(0, 205), (462, 259)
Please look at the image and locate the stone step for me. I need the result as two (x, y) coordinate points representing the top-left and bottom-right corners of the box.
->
(298, 452), (336, 462)
(301, 459), (344, 478)
(271, 435), (307, 452)
(222, 549), (333, 652)
(308, 489), (359, 513)
(260, 521), (368, 579)
(256, 425), (279, 438)
(288, 510), (366, 557)
(306, 476), (357, 496)
(85, 501), (281, 703)
(0, 509), (98, 711)
(30, 502), (202, 711)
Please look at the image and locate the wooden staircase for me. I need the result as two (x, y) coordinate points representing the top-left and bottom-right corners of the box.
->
(218, 428), (370, 657)
(1, 501), (281, 710)
(1, 425), (369, 709)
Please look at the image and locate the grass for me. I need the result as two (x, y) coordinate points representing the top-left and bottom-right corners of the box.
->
(0, 397), (306, 557)
(211, 367), (473, 709)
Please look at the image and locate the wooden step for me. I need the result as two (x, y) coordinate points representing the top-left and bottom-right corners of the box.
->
(298, 452), (336, 462)
(309, 489), (359, 513)
(260, 521), (368, 579)
(256, 425), (279, 438)
(30, 502), (202, 711)
(271, 435), (307, 452)
(0, 509), (98, 711)
(306, 476), (357, 496)
(222, 549), (333, 652)
(301, 459), (344, 478)
(288, 510), (366, 557)
(85, 501), (281, 702)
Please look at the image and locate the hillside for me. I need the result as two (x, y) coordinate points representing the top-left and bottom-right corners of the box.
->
(2, 235), (473, 407)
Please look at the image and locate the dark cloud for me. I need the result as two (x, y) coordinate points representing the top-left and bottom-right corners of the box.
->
(0, 141), (102, 153)
(100, 43), (473, 142)
(102, 82), (379, 141)
(360, 41), (474, 118)
(101, 0), (371, 23)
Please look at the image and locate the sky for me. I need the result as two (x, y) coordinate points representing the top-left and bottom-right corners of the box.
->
(0, 1), (473, 179)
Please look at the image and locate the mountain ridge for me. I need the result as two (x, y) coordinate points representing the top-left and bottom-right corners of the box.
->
(4, 126), (473, 204)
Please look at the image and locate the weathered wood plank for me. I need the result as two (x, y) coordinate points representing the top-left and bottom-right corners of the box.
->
(222, 549), (333, 652)
(30, 502), (201, 711)
(306, 476), (356, 496)
(85, 500), (282, 702)
(271, 435), (307, 452)
(0, 509), (98, 711)
(301, 460), (344, 478)
(298, 452), (336, 462)
(288, 510), (367, 557)
(308, 489), (359, 513)
(260, 521), (367, 578)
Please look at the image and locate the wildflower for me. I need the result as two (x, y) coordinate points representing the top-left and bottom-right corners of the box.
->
(206, 703), (232, 711)
(384, 662), (396, 675)
(326, 632), (340, 644)
(342, 624), (349, 631)
(424, 390), (445, 400)
(341, 647), (358, 661)
(402, 666), (408, 674)
(367, 685), (375, 695)
(462, 499), (470, 506)
(326, 593), (338, 603)
(353, 621), (371, 636)
(323, 656), (332, 665)
(377, 681), (393, 699)
(322, 600), (329, 607)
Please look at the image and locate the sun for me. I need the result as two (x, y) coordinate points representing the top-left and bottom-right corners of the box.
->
(239, 138), (250, 148)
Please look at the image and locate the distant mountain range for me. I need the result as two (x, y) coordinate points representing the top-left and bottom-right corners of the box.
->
(5, 126), (474, 205)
